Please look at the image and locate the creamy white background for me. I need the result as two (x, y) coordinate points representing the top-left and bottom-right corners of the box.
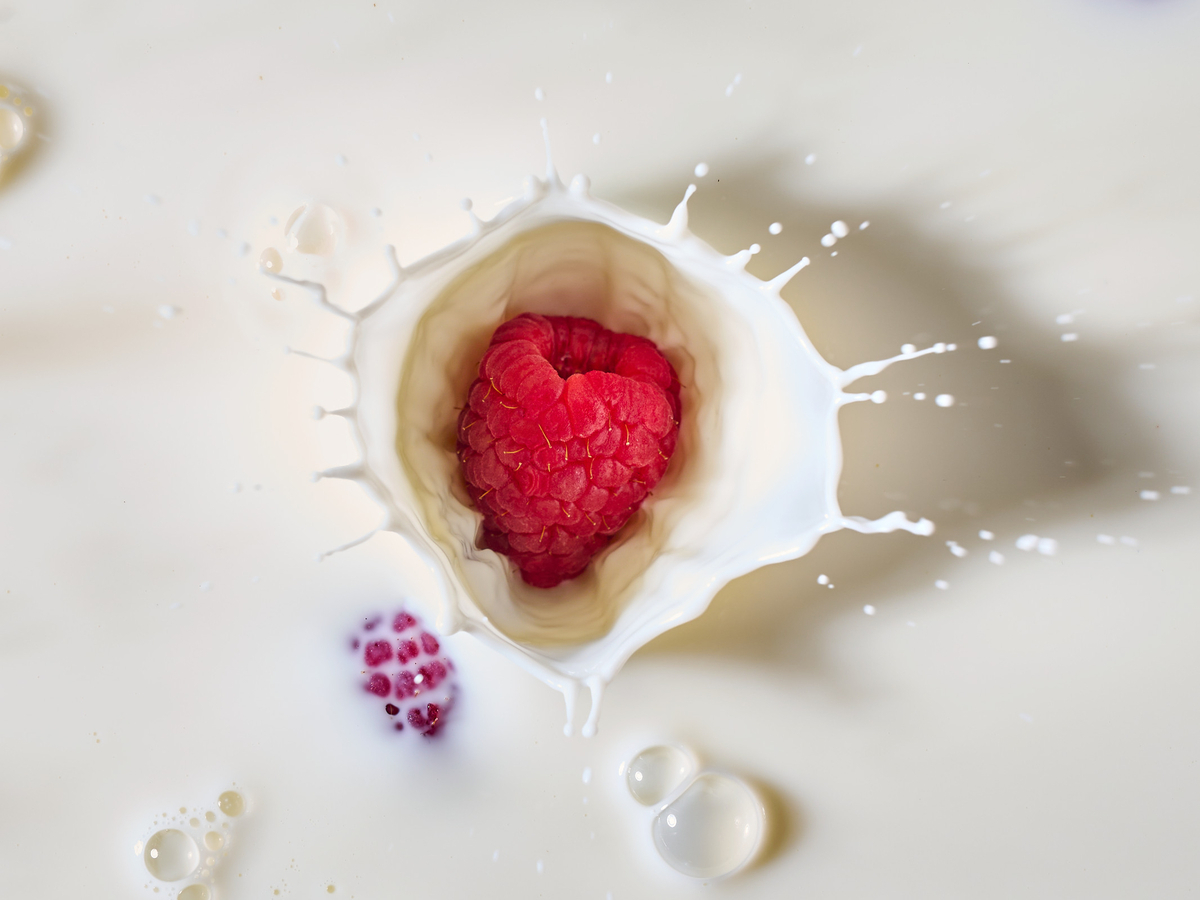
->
(1, 1), (1198, 897)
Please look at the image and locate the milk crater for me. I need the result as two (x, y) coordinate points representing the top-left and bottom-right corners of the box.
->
(263, 124), (943, 735)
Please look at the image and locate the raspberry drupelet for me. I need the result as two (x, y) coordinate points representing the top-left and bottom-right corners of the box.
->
(456, 313), (682, 588)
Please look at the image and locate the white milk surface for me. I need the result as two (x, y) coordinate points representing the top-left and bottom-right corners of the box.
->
(2, 2), (1199, 897)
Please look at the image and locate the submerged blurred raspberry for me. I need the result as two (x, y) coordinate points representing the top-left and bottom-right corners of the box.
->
(456, 313), (681, 588)
(352, 608), (457, 736)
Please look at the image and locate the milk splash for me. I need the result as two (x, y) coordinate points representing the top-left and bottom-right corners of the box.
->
(264, 123), (940, 736)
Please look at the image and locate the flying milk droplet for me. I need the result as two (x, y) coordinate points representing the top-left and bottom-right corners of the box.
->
(258, 248), (282, 273)
(978, 335), (998, 349)
(285, 203), (342, 256)
(693, 162), (709, 177)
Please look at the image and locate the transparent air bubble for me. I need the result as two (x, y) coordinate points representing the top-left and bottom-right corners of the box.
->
(177, 885), (210, 900)
(143, 829), (200, 881)
(203, 831), (224, 851)
(217, 790), (245, 817)
(651, 773), (763, 879)
(626, 745), (692, 806)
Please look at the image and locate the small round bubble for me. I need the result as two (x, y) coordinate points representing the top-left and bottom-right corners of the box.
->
(143, 829), (199, 881)
(178, 886), (210, 900)
(626, 745), (692, 806)
(217, 791), (245, 817)
(651, 773), (763, 878)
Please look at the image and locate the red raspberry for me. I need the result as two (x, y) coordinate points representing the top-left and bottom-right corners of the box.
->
(351, 608), (458, 737)
(456, 313), (681, 588)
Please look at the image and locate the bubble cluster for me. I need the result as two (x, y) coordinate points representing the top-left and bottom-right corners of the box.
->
(134, 789), (245, 897)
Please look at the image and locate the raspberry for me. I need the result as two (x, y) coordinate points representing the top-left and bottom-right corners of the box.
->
(351, 608), (458, 736)
(456, 313), (681, 588)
